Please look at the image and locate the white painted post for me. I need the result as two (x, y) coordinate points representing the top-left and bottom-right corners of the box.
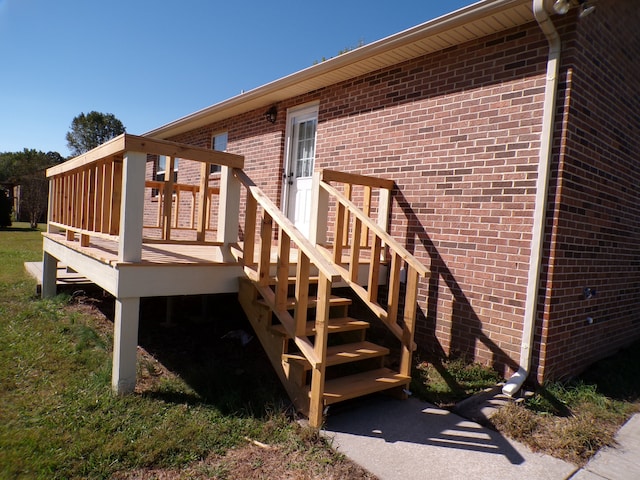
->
(309, 171), (328, 245)
(377, 187), (391, 233)
(42, 251), (58, 298)
(111, 296), (140, 394)
(118, 152), (146, 263)
(217, 165), (241, 244)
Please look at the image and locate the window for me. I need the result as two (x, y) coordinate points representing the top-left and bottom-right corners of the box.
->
(210, 132), (228, 174)
(153, 156), (179, 197)
(156, 156), (179, 183)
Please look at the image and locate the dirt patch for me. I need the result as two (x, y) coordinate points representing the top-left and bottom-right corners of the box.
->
(113, 442), (375, 480)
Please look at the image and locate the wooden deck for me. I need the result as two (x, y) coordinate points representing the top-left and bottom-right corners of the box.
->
(44, 231), (241, 266)
(41, 231), (381, 300)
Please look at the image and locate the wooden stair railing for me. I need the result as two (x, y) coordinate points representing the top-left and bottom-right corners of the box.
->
(317, 170), (430, 380)
(234, 168), (342, 427)
(235, 168), (429, 428)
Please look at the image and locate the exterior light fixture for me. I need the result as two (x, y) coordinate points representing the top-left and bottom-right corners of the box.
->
(578, 0), (597, 17)
(553, 0), (572, 14)
(264, 106), (277, 124)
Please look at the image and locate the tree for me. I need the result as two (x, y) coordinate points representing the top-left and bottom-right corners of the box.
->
(0, 189), (11, 228)
(66, 111), (125, 156)
(0, 149), (64, 227)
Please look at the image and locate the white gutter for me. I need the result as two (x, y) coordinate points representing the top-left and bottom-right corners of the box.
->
(502, 0), (561, 396)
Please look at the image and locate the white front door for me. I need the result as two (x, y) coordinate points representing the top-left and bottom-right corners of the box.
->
(284, 105), (318, 238)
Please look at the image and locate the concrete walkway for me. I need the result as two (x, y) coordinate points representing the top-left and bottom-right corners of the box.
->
(323, 396), (640, 480)
(569, 414), (640, 480)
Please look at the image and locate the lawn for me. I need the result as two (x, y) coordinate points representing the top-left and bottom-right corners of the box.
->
(0, 223), (373, 479)
(3, 223), (638, 475)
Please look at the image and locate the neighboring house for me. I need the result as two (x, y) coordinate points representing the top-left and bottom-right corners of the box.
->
(142, 0), (640, 388)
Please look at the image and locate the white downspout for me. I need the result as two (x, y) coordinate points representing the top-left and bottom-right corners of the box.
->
(502, 0), (562, 396)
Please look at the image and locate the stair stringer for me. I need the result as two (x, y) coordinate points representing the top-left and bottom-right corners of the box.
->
(238, 276), (311, 416)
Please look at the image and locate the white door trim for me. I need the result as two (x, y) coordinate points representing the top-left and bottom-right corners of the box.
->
(282, 102), (319, 237)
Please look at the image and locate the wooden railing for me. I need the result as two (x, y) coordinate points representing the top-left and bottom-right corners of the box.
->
(234, 168), (341, 428)
(316, 170), (429, 379)
(46, 134), (244, 261)
(49, 155), (123, 246)
(143, 180), (220, 242)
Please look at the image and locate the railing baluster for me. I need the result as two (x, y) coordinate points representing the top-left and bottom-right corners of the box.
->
(196, 162), (209, 242)
(361, 185), (372, 248)
(387, 252), (401, 326)
(93, 162), (103, 232)
(162, 157), (175, 241)
(368, 236), (381, 302)
(349, 217), (362, 283)
(294, 254), (310, 337)
(102, 160), (113, 234)
(110, 160), (122, 235)
(258, 210), (272, 286)
(275, 230), (290, 312)
(333, 202), (345, 264)
(173, 187), (180, 230)
(341, 183), (352, 247)
(244, 194), (257, 266)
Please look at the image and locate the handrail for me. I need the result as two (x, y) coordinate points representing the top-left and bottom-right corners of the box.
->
(320, 181), (429, 277)
(234, 168), (337, 423)
(46, 133), (243, 177)
(234, 168), (340, 283)
(319, 175), (429, 366)
(322, 168), (394, 190)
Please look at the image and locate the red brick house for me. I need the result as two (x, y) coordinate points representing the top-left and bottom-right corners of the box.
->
(42, 0), (639, 422)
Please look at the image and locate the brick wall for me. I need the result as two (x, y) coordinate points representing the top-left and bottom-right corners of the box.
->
(149, 20), (553, 379)
(537, 0), (640, 380)
(315, 23), (550, 377)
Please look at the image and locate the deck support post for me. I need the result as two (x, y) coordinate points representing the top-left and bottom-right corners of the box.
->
(112, 296), (140, 394)
(42, 251), (58, 298)
(217, 166), (241, 244)
(118, 151), (146, 263)
(309, 171), (328, 246)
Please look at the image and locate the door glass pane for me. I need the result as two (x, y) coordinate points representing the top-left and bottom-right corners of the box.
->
(295, 119), (316, 178)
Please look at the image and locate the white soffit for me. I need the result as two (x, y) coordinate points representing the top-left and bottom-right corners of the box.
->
(146, 0), (533, 139)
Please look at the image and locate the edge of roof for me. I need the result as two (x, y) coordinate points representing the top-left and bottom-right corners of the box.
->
(144, 0), (532, 139)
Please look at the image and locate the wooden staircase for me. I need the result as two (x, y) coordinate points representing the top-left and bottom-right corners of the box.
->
(234, 168), (428, 427)
(238, 275), (410, 419)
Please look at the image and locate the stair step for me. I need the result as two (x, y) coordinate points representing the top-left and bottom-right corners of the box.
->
(326, 341), (389, 366)
(270, 317), (369, 337)
(283, 341), (388, 369)
(257, 294), (352, 310)
(321, 368), (411, 405)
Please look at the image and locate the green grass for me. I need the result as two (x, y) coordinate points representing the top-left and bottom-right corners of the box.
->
(410, 355), (503, 407)
(0, 224), (363, 479)
(490, 347), (640, 465)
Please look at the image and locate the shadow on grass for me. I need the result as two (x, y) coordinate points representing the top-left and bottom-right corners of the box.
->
(579, 341), (640, 403)
(61, 285), (291, 418)
(135, 293), (291, 418)
(0, 225), (40, 232)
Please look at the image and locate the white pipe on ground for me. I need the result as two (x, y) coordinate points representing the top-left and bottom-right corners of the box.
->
(502, 0), (562, 397)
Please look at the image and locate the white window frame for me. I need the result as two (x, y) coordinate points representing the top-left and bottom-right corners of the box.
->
(211, 132), (228, 174)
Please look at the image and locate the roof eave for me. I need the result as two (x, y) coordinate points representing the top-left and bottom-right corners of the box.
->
(145, 0), (533, 139)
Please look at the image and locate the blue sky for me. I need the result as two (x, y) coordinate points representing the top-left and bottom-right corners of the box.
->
(0, 0), (476, 157)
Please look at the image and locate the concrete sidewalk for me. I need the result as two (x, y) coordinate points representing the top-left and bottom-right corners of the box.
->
(570, 414), (640, 480)
(323, 396), (640, 480)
